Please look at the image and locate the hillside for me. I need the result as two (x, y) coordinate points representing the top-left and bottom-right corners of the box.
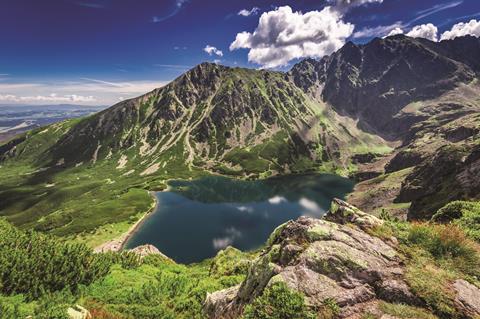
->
(0, 62), (387, 240)
(0, 34), (479, 240)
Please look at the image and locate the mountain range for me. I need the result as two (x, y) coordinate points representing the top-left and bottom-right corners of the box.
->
(0, 34), (479, 235)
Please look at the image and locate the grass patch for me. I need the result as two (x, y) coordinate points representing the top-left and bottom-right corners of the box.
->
(368, 219), (480, 318)
(378, 301), (438, 319)
(433, 201), (480, 242)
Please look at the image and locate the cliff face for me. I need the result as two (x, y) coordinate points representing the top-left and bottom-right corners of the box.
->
(205, 199), (480, 319)
(289, 35), (480, 138)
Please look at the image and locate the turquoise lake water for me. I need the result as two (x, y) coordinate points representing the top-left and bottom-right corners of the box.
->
(125, 174), (354, 263)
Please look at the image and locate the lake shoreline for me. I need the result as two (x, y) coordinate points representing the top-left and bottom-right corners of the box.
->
(119, 191), (159, 250)
(124, 174), (355, 263)
(94, 191), (159, 253)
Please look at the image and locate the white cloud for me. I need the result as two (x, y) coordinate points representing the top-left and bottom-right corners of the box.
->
(230, 6), (354, 68)
(333, 0), (383, 13)
(299, 197), (325, 217)
(203, 45), (224, 57)
(366, 23), (439, 41)
(410, 1), (463, 25)
(0, 79), (167, 105)
(386, 27), (404, 37)
(353, 22), (404, 38)
(299, 198), (321, 212)
(212, 237), (232, 250)
(238, 7), (260, 17)
(268, 196), (287, 205)
(441, 19), (480, 40)
(406, 23), (438, 41)
(152, 0), (189, 23)
(0, 93), (96, 103)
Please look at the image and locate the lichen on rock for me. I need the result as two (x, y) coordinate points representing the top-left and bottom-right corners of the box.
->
(204, 199), (419, 318)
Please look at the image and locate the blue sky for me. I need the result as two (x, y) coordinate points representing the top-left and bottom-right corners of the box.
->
(0, 0), (479, 105)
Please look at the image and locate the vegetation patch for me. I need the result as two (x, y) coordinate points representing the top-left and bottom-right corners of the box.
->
(433, 200), (480, 242)
(242, 282), (316, 319)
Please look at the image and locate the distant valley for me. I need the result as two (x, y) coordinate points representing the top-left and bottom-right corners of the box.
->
(0, 104), (105, 142)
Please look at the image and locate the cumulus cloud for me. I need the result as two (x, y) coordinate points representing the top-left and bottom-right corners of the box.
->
(230, 6), (354, 68)
(386, 27), (404, 37)
(268, 196), (287, 205)
(406, 23), (438, 41)
(238, 7), (260, 17)
(441, 19), (480, 40)
(203, 45), (224, 57)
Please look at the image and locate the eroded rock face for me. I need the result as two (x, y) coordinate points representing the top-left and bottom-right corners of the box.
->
(204, 199), (418, 318)
(453, 279), (480, 318)
(289, 35), (480, 137)
(399, 144), (480, 220)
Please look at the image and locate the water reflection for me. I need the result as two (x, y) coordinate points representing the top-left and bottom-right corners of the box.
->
(125, 174), (354, 264)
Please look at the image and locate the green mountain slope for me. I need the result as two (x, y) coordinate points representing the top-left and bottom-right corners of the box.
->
(0, 63), (387, 240)
(1, 34), (480, 240)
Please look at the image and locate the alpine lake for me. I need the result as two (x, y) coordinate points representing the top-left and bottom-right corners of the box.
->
(125, 174), (354, 263)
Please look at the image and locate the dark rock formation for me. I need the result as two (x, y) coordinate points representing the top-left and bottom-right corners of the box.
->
(398, 144), (480, 220)
(289, 35), (480, 138)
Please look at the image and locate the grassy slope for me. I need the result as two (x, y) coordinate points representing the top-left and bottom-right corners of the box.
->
(0, 67), (390, 246)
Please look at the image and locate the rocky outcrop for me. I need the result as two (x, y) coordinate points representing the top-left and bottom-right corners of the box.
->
(204, 199), (419, 318)
(385, 150), (423, 173)
(453, 279), (480, 318)
(67, 305), (91, 319)
(398, 144), (480, 220)
(128, 244), (171, 260)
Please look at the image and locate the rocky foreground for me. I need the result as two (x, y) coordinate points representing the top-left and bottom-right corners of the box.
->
(205, 199), (480, 318)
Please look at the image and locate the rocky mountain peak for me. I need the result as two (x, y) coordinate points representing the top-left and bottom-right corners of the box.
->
(289, 35), (479, 137)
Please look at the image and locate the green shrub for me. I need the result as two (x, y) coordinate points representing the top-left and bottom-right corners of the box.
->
(406, 223), (480, 275)
(0, 219), (112, 300)
(433, 201), (480, 242)
(209, 246), (251, 277)
(243, 282), (315, 319)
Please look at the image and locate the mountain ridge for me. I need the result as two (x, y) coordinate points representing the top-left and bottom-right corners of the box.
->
(0, 34), (479, 238)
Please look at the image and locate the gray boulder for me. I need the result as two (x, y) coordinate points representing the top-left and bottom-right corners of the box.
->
(204, 199), (419, 318)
